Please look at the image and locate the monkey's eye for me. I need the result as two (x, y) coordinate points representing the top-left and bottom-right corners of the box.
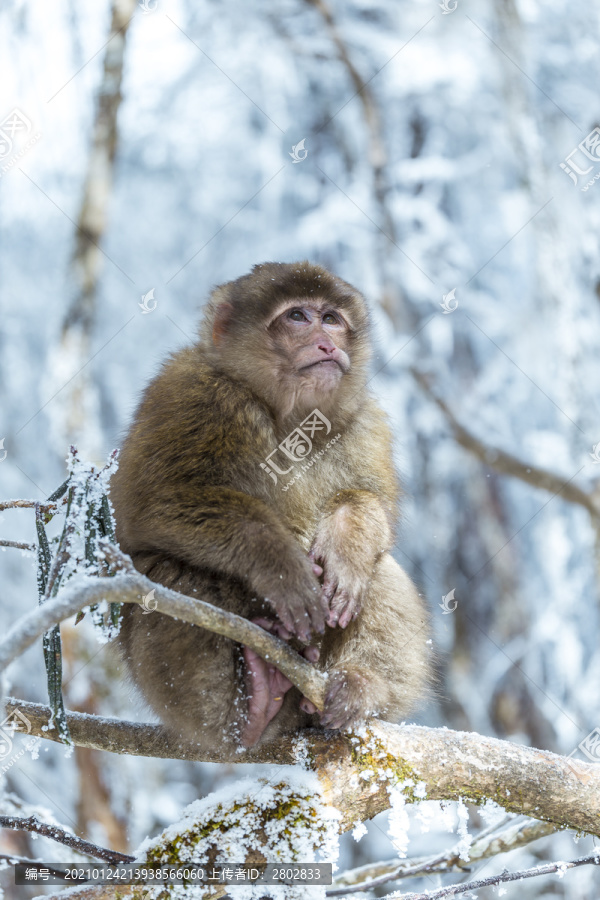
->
(322, 312), (339, 325)
(288, 309), (308, 322)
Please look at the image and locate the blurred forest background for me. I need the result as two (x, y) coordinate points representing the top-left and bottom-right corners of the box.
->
(1, 0), (600, 896)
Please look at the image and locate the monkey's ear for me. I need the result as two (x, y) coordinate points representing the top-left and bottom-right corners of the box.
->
(212, 302), (233, 346)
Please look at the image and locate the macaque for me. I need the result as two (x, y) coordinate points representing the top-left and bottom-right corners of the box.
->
(111, 262), (431, 752)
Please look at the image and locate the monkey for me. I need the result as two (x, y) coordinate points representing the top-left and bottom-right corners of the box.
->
(110, 261), (431, 752)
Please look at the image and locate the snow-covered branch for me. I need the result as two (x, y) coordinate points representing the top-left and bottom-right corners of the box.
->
(383, 851), (600, 899)
(5, 700), (599, 838)
(0, 815), (133, 865)
(329, 817), (557, 893)
(0, 550), (327, 710)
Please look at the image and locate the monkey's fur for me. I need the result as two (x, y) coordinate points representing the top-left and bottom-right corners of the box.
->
(111, 261), (431, 752)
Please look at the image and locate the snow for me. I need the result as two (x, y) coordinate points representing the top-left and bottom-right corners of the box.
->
(1, 0), (600, 895)
(134, 770), (340, 899)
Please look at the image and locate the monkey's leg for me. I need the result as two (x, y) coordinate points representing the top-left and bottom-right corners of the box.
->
(117, 558), (321, 751)
(117, 560), (260, 752)
(319, 553), (431, 730)
(243, 618), (320, 748)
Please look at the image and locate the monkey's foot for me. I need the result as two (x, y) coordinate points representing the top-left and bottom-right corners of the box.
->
(242, 618), (320, 748)
(320, 670), (370, 730)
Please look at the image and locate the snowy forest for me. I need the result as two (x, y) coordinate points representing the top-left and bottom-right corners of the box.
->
(1, 0), (600, 897)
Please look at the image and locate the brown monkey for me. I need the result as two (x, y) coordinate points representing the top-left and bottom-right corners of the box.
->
(111, 262), (431, 751)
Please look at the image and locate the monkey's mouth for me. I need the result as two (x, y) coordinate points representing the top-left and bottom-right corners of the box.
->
(300, 359), (343, 372)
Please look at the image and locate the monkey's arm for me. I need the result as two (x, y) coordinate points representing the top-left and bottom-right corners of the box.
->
(310, 409), (399, 628)
(128, 486), (327, 641)
(309, 488), (393, 628)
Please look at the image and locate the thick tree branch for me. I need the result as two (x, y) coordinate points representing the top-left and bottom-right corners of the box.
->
(0, 559), (327, 709)
(4, 703), (599, 837)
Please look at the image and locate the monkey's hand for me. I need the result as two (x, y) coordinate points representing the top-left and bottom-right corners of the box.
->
(310, 494), (391, 629)
(310, 526), (372, 630)
(261, 552), (328, 643)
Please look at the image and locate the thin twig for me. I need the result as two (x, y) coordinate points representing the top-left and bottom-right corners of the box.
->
(0, 501), (57, 513)
(0, 816), (133, 864)
(328, 817), (557, 894)
(387, 850), (600, 899)
(0, 540), (36, 552)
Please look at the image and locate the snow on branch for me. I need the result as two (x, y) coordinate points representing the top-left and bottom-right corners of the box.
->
(4, 699), (599, 839)
(0, 545), (327, 711)
(0, 815), (133, 865)
(328, 816), (557, 894)
(382, 851), (600, 900)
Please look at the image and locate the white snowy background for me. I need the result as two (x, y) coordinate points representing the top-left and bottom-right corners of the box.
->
(1, 0), (600, 896)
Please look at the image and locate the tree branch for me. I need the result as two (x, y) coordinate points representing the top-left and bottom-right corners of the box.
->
(411, 368), (599, 516)
(0, 540), (36, 552)
(384, 851), (600, 899)
(0, 501), (57, 513)
(4, 702), (599, 837)
(0, 554), (327, 709)
(0, 816), (133, 865)
(328, 817), (557, 894)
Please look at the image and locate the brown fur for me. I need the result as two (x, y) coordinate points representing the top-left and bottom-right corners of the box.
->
(111, 261), (431, 752)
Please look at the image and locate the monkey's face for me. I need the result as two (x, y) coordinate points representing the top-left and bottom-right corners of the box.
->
(268, 301), (351, 395)
(203, 262), (371, 425)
